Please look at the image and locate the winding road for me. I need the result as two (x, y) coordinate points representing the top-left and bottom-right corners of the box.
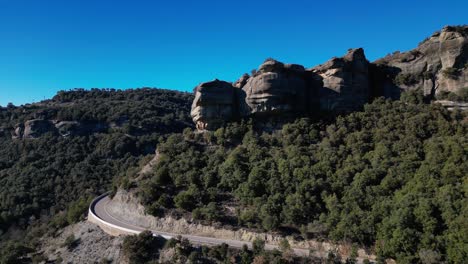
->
(89, 194), (312, 256)
(89, 193), (372, 262)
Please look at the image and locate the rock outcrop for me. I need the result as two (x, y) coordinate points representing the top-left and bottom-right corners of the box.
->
(13, 119), (56, 139)
(190, 80), (238, 130)
(191, 49), (371, 130)
(372, 25), (468, 98)
(312, 48), (369, 112)
(242, 60), (308, 115)
(190, 25), (468, 130)
(13, 119), (109, 139)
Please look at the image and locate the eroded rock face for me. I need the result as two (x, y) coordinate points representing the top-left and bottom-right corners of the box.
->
(190, 52), (371, 130)
(190, 80), (237, 130)
(233, 73), (250, 88)
(242, 60), (308, 114)
(311, 48), (369, 111)
(13, 120), (109, 139)
(373, 25), (468, 97)
(190, 26), (468, 130)
(22, 119), (56, 138)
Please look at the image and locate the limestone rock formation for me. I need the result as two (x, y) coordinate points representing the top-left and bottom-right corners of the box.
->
(190, 50), (372, 129)
(20, 119), (56, 139)
(190, 51), (371, 129)
(190, 79), (237, 130)
(13, 119), (109, 139)
(233, 74), (250, 88)
(242, 59), (308, 115)
(372, 25), (468, 98)
(311, 48), (369, 111)
(190, 25), (468, 130)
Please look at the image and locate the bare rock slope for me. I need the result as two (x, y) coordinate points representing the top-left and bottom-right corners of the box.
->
(39, 221), (124, 263)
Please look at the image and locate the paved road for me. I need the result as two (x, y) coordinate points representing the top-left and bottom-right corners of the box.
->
(91, 194), (312, 256)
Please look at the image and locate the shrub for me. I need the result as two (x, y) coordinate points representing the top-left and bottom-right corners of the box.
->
(157, 193), (172, 208)
(252, 238), (265, 255)
(0, 242), (33, 264)
(66, 197), (91, 224)
(164, 238), (178, 249)
(459, 87), (468, 101)
(145, 202), (164, 217)
(62, 234), (80, 250)
(394, 73), (419, 85)
(442, 67), (460, 79)
(447, 92), (461, 101)
(122, 231), (164, 264)
(436, 90), (451, 100)
(192, 202), (219, 222)
(49, 212), (68, 229)
(279, 238), (291, 252)
(174, 190), (196, 211)
(400, 89), (424, 104)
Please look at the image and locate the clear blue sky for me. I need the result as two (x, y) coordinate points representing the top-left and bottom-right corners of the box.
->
(0, 0), (467, 106)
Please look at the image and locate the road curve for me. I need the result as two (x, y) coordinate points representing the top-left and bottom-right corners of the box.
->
(89, 193), (312, 256)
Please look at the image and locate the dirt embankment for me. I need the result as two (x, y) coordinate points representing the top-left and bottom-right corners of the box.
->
(107, 188), (376, 261)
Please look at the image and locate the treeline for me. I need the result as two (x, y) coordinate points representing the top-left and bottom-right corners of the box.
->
(138, 93), (467, 263)
(0, 88), (193, 240)
(0, 88), (193, 134)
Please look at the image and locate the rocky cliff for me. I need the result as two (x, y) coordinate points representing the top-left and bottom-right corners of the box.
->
(190, 48), (369, 130)
(191, 25), (468, 130)
(372, 25), (468, 99)
(13, 119), (109, 139)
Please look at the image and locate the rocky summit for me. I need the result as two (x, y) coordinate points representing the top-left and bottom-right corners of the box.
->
(191, 25), (468, 130)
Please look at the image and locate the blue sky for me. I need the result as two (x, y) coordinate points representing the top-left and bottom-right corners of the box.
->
(0, 0), (467, 106)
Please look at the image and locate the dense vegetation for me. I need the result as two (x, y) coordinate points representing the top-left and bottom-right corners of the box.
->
(122, 231), (330, 264)
(436, 87), (468, 102)
(0, 88), (193, 242)
(138, 93), (467, 263)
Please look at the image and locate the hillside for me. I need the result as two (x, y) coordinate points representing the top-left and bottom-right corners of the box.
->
(1, 25), (467, 264)
(135, 94), (467, 263)
(0, 88), (193, 244)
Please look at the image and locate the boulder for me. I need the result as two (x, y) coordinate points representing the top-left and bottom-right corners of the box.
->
(190, 80), (237, 130)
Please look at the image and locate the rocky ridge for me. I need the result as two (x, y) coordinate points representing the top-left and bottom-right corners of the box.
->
(191, 25), (468, 130)
(13, 119), (109, 139)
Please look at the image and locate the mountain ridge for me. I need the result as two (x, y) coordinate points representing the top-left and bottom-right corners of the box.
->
(191, 25), (468, 130)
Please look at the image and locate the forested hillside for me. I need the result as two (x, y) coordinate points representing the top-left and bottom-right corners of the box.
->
(0, 88), (193, 240)
(137, 92), (467, 263)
